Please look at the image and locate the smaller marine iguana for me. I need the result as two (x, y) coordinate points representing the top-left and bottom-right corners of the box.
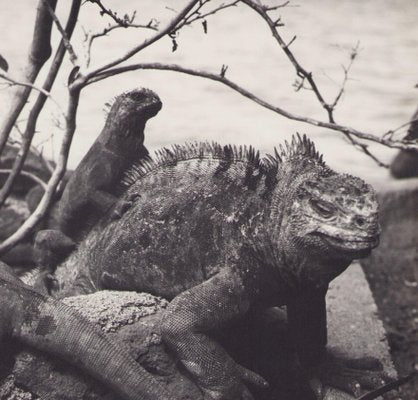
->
(58, 87), (162, 240)
(34, 88), (162, 283)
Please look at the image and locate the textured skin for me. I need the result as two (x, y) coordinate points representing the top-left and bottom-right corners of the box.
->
(0, 261), (172, 400)
(33, 88), (162, 284)
(51, 135), (386, 399)
(58, 87), (162, 240)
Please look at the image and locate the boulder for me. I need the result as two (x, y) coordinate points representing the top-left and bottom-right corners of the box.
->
(0, 267), (396, 400)
(0, 145), (53, 196)
(390, 107), (418, 179)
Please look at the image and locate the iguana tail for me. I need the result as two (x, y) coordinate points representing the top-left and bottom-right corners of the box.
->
(0, 262), (172, 400)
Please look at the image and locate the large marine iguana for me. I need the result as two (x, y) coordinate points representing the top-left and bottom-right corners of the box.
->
(42, 134), (388, 399)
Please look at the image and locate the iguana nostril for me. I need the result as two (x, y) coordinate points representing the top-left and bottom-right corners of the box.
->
(355, 216), (365, 226)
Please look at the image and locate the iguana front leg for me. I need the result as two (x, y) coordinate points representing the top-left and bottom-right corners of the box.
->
(288, 288), (391, 398)
(161, 270), (268, 400)
(0, 261), (173, 400)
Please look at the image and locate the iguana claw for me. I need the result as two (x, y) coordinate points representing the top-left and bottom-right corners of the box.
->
(313, 352), (392, 398)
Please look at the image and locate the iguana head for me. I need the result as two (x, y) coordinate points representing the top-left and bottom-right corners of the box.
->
(286, 172), (380, 260)
(105, 88), (162, 139)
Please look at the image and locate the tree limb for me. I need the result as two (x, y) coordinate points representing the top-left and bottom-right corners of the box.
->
(0, 0), (81, 209)
(43, 0), (79, 66)
(0, 85), (81, 255)
(0, 0), (57, 157)
(88, 62), (417, 152)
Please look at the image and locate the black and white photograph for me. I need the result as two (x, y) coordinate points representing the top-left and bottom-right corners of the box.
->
(0, 1), (416, 399)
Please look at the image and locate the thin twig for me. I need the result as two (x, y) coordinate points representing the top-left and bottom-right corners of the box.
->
(83, 16), (159, 67)
(241, 0), (334, 120)
(0, 72), (66, 119)
(329, 42), (359, 110)
(176, 0), (240, 31)
(264, 1), (291, 11)
(240, 0), (392, 166)
(86, 0), (140, 27)
(83, 0), (200, 78)
(88, 62), (417, 152)
(383, 117), (418, 140)
(43, 0), (79, 65)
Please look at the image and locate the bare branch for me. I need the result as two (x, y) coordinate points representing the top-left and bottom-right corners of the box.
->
(0, 169), (47, 190)
(83, 15), (159, 67)
(329, 42), (359, 111)
(175, 1), (240, 31)
(0, 0), (57, 157)
(88, 62), (417, 152)
(383, 117), (418, 141)
(86, 0), (142, 27)
(0, 71), (66, 118)
(43, 0), (79, 66)
(84, 0), (200, 78)
(241, 0), (334, 121)
(264, 1), (292, 11)
(240, 1), (392, 166)
(0, 0), (81, 209)
(0, 86), (81, 255)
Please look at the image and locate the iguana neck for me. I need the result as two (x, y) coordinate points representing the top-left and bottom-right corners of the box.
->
(98, 117), (146, 153)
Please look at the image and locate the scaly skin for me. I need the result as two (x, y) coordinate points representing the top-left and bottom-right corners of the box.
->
(34, 88), (162, 285)
(0, 261), (173, 400)
(58, 87), (162, 241)
(51, 134), (386, 399)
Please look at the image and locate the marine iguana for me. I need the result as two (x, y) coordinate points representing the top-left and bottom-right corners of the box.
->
(33, 88), (162, 287)
(57, 87), (162, 241)
(45, 134), (387, 399)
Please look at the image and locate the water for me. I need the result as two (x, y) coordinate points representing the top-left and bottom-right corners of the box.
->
(0, 0), (417, 185)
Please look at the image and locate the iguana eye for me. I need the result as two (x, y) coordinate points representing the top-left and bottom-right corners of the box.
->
(310, 199), (335, 218)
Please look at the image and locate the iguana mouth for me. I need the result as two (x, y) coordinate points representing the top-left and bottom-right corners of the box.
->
(313, 231), (379, 255)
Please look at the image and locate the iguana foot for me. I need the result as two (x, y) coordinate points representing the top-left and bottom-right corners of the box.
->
(313, 352), (392, 398)
(32, 271), (59, 295)
(34, 229), (76, 268)
(200, 363), (268, 400)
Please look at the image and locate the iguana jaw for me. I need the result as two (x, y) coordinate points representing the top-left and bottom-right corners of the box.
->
(312, 229), (379, 257)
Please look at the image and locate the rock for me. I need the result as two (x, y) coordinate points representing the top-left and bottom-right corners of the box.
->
(0, 197), (33, 268)
(390, 107), (418, 179)
(362, 178), (418, 278)
(0, 145), (53, 196)
(0, 291), (203, 400)
(0, 273), (396, 400)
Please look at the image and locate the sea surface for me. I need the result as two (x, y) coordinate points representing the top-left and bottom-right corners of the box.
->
(0, 0), (417, 184)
